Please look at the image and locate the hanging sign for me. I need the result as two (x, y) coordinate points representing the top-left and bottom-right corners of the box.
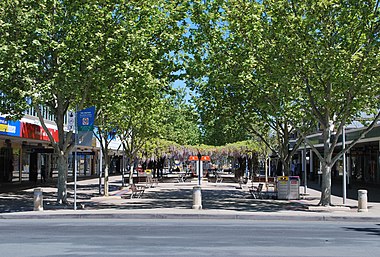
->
(201, 156), (211, 161)
(189, 155), (199, 161)
(77, 106), (95, 131)
(67, 111), (75, 131)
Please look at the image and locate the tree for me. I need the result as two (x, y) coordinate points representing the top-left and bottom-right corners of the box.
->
(160, 88), (201, 146)
(185, 1), (309, 174)
(1, 0), (191, 201)
(0, 1), (107, 203)
(257, 0), (380, 205)
(85, 0), (191, 191)
(186, 0), (380, 206)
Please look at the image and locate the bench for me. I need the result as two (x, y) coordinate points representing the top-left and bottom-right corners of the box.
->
(146, 175), (159, 188)
(215, 173), (223, 183)
(129, 184), (146, 199)
(249, 183), (263, 199)
(177, 173), (186, 183)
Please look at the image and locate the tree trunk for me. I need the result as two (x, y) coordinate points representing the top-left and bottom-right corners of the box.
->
(129, 164), (134, 185)
(103, 150), (109, 196)
(320, 125), (332, 206)
(320, 161), (332, 206)
(56, 152), (68, 204)
(282, 158), (290, 176)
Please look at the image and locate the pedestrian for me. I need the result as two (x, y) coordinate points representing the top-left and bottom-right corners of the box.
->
(0, 139), (14, 182)
(41, 164), (46, 183)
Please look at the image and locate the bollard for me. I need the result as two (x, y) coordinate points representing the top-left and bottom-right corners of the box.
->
(192, 186), (202, 210)
(33, 188), (43, 211)
(358, 189), (368, 212)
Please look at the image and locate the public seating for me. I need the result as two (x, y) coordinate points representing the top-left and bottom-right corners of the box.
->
(176, 173), (186, 183)
(215, 173), (223, 183)
(129, 184), (146, 199)
(146, 175), (159, 188)
(249, 183), (263, 199)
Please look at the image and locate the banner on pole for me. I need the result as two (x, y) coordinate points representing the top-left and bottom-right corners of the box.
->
(77, 106), (95, 131)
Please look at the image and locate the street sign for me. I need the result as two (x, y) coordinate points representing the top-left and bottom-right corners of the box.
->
(77, 106), (95, 131)
(68, 111), (75, 131)
(189, 155), (199, 161)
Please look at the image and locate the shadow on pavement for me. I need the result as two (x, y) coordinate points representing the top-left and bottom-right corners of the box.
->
(343, 224), (380, 237)
(71, 187), (309, 213)
(308, 180), (380, 203)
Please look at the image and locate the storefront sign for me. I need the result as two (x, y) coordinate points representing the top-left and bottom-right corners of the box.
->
(0, 117), (21, 137)
(21, 122), (59, 142)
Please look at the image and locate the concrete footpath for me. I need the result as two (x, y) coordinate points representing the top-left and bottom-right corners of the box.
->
(1, 175), (380, 222)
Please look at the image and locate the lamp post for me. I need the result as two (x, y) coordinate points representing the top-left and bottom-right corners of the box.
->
(197, 151), (202, 186)
(343, 126), (347, 205)
(192, 151), (203, 209)
(303, 143), (307, 195)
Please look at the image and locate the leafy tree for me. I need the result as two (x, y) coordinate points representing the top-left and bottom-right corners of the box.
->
(160, 88), (201, 146)
(185, 1), (308, 174)
(1, 0), (191, 200)
(186, 0), (380, 206)
(97, 0), (191, 186)
(0, 1), (104, 203)
(257, 0), (380, 205)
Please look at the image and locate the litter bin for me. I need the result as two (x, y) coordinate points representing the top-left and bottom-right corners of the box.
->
(277, 176), (289, 200)
(288, 176), (300, 200)
(277, 176), (300, 200)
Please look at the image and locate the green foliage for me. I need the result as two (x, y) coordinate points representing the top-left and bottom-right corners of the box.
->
(160, 88), (201, 146)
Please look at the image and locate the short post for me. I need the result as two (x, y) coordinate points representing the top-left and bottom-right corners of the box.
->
(33, 188), (43, 211)
(192, 186), (202, 210)
(358, 189), (368, 212)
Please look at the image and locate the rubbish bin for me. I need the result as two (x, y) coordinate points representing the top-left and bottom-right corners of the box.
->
(277, 176), (300, 200)
(277, 176), (289, 200)
(288, 176), (300, 200)
(33, 188), (43, 211)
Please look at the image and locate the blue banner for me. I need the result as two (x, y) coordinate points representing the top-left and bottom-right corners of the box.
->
(0, 117), (21, 137)
(77, 106), (95, 132)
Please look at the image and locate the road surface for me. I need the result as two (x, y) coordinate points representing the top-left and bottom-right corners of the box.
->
(0, 219), (378, 256)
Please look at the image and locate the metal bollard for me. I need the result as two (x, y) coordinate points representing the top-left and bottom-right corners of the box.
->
(357, 189), (368, 212)
(33, 188), (43, 211)
(192, 186), (202, 210)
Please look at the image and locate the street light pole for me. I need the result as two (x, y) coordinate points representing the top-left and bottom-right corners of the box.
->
(197, 152), (202, 186)
(343, 126), (347, 205)
(303, 143), (307, 195)
(74, 105), (78, 210)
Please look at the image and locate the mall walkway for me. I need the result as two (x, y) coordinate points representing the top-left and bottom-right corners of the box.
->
(1, 175), (380, 221)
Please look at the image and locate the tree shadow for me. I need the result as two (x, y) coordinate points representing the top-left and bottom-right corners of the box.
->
(63, 187), (309, 213)
(0, 191), (34, 212)
(343, 224), (380, 237)
(0, 182), (309, 213)
(308, 180), (380, 203)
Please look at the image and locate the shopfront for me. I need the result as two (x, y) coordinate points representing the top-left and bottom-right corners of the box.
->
(0, 117), (21, 183)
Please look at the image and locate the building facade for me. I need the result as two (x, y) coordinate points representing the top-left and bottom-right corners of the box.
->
(0, 106), (99, 185)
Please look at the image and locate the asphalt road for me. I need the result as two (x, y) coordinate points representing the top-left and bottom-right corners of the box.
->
(0, 219), (379, 257)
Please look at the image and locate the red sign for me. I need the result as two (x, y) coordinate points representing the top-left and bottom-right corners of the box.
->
(189, 155), (199, 161)
(21, 122), (59, 142)
(189, 155), (211, 161)
(201, 156), (211, 161)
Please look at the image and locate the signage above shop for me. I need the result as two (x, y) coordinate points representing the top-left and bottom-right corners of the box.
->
(0, 117), (21, 137)
(21, 122), (59, 142)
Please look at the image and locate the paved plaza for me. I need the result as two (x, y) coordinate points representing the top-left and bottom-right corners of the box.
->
(1, 175), (380, 221)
